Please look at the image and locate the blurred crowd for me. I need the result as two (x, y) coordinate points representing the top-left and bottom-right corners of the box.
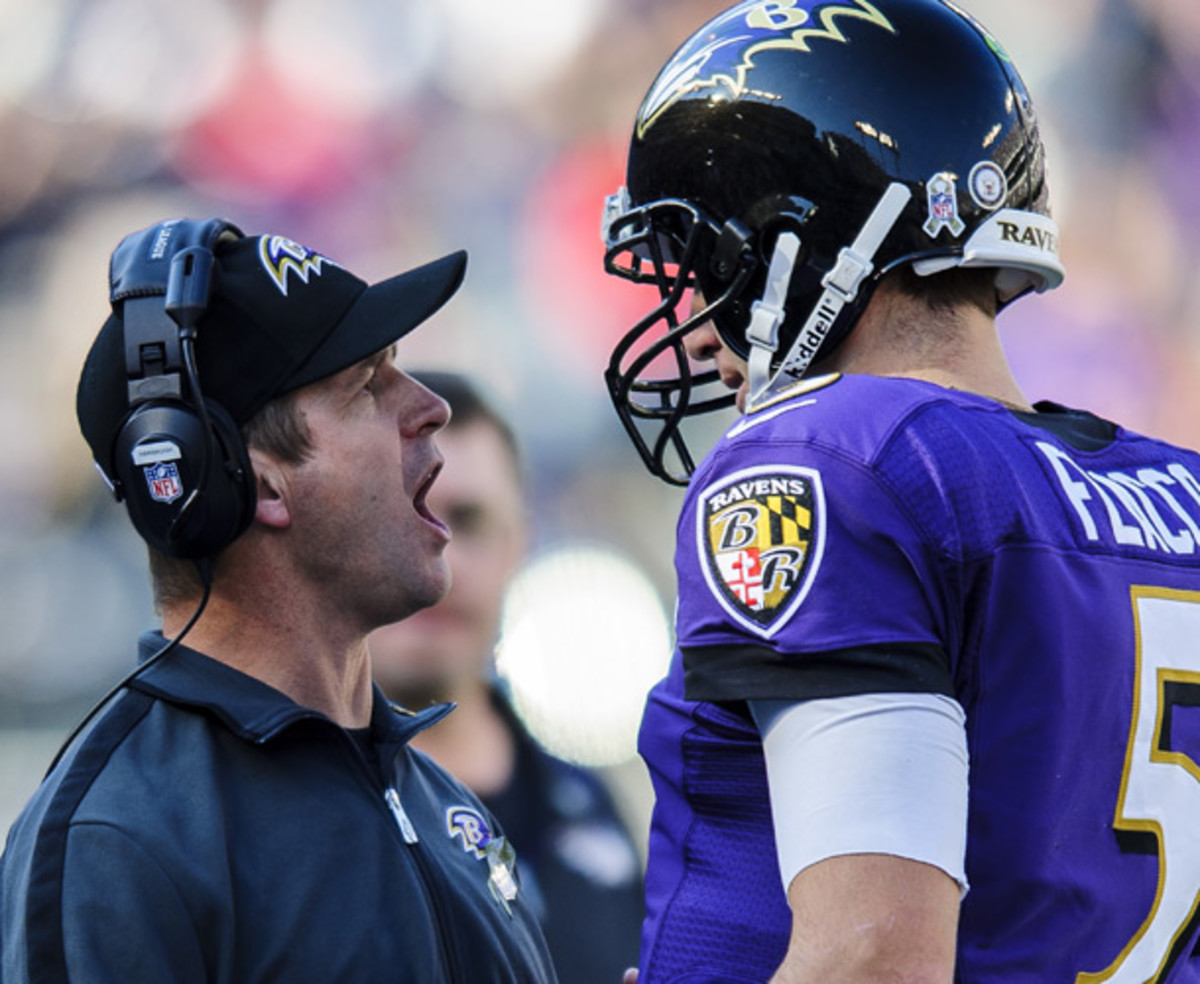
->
(1, 0), (1198, 813)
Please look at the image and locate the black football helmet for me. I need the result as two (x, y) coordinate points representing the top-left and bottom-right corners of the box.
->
(602, 0), (1065, 484)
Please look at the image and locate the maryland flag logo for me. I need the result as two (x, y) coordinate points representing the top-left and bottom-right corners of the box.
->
(697, 465), (825, 637)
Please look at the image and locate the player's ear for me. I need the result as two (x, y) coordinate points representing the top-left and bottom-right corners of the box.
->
(249, 448), (292, 530)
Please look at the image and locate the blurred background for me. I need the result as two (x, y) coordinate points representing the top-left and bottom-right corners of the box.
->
(2, 0), (1199, 841)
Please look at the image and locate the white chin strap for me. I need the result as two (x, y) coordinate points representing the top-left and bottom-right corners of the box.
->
(745, 182), (914, 406)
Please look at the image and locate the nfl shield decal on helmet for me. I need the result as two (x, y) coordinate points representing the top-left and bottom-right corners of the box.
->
(923, 172), (965, 239)
(697, 465), (825, 637)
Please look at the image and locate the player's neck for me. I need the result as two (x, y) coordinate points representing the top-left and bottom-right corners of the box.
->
(826, 296), (1033, 412)
(884, 364), (1033, 412)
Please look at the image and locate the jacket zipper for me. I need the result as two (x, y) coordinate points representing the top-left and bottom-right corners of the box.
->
(383, 781), (462, 981)
(264, 714), (467, 979)
(384, 786), (418, 844)
(352, 738), (459, 982)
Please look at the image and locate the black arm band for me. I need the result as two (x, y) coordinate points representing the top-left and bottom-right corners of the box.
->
(682, 641), (953, 704)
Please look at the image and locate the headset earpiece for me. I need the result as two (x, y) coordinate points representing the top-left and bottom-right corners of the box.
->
(107, 218), (256, 559)
(111, 397), (255, 559)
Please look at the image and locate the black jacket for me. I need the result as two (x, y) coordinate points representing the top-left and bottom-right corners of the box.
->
(1, 633), (557, 983)
(482, 688), (644, 984)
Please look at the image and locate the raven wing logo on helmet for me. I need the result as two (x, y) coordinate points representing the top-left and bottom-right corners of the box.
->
(257, 235), (338, 297)
(637, 0), (896, 138)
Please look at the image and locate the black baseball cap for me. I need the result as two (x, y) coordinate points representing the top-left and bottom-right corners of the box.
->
(77, 220), (467, 473)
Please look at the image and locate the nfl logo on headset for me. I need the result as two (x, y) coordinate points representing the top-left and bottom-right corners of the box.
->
(144, 461), (183, 504)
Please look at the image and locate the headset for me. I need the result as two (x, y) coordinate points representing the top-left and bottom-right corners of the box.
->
(108, 218), (256, 559)
(47, 219), (256, 776)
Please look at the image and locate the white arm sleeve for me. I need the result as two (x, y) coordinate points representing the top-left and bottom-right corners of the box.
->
(753, 692), (970, 897)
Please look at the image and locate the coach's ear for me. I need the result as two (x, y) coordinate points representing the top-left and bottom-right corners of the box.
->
(249, 448), (292, 530)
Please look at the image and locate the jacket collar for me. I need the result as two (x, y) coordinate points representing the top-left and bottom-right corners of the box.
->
(130, 630), (452, 745)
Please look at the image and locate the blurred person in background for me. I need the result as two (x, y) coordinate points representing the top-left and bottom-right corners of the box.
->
(370, 370), (645, 984)
(602, 0), (1200, 981)
(1, 220), (556, 983)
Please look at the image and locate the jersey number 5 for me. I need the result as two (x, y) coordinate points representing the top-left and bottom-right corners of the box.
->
(1078, 586), (1200, 983)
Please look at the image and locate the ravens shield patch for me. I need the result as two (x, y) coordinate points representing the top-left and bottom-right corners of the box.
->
(696, 465), (825, 637)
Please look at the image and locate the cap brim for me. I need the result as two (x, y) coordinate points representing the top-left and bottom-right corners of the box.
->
(282, 249), (467, 395)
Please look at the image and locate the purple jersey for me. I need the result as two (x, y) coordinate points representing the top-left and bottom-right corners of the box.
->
(638, 373), (1200, 982)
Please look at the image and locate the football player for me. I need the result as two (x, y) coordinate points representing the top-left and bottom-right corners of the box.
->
(602, 0), (1200, 980)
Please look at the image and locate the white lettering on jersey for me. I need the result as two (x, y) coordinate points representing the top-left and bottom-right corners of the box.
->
(1036, 442), (1200, 555)
(706, 476), (812, 513)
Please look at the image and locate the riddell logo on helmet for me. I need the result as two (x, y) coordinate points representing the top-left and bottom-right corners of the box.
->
(785, 298), (838, 369)
(997, 220), (1058, 253)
